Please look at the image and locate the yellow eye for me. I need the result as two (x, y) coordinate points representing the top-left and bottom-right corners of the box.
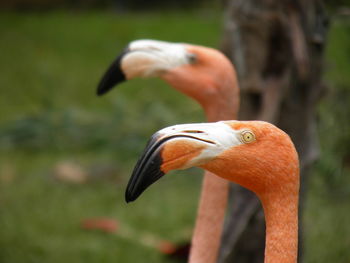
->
(241, 131), (255, 143)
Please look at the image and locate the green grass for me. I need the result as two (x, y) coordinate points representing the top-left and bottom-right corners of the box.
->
(0, 11), (220, 123)
(0, 10), (350, 263)
(0, 152), (200, 263)
(0, 10), (218, 263)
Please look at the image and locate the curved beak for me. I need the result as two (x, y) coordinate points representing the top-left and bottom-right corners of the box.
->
(96, 39), (191, 96)
(125, 133), (165, 203)
(125, 122), (241, 202)
(97, 48), (129, 96)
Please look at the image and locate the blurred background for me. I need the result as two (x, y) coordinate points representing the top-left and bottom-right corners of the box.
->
(0, 0), (349, 262)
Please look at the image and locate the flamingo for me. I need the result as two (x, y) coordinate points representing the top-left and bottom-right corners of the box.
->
(126, 121), (299, 263)
(97, 39), (239, 262)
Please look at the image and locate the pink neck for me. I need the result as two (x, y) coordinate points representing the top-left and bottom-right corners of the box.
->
(189, 96), (238, 263)
(162, 63), (239, 263)
(161, 68), (239, 124)
(204, 77), (239, 122)
(189, 173), (229, 263)
(260, 192), (299, 263)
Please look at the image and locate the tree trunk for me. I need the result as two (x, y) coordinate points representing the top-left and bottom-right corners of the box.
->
(219, 0), (329, 262)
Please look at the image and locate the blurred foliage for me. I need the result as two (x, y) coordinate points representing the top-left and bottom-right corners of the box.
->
(0, 0), (212, 11)
(315, 18), (350, 195)
(0, 10), (217, 263)
(0, 10), (220, 154)
(0, 10), (349, 263)
(304, 17), (350, 263)
(0, 105), (174, 152)
(325, 0), (350, 12)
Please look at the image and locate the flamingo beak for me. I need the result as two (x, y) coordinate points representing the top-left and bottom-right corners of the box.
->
(97, 48), (129, 96)
(124, 132), (211, 203)
(97, 39), (192, 96)
(125, 133), (166, 203)
(125, 122), (242, 202)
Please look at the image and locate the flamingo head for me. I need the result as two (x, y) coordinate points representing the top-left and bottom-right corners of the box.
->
(125, 121), (299, 203)
(97, 39), (239, 118)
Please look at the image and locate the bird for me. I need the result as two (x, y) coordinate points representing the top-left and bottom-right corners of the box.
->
(97, 39), (239, 262)
(125, 120), (300, 263)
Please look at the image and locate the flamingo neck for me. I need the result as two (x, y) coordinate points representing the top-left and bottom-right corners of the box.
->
(205, 77), (239, 122)
(188, 100), (237, 263)
(188, 81), (238, 263)
(161, 67), (239, 123)
(260, 191), (299, 263)
(205, 105), (237, 122)
(189, 173), (229, 263)
(162, 63), (239, 263)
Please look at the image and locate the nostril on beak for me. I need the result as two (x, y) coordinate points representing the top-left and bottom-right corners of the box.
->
(182, 130), (205, 134)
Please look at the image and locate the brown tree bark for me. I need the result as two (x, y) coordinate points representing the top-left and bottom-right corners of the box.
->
(219, 0), (329, 262)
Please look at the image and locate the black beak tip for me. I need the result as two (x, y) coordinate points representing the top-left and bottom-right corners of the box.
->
(124, 140), (165, 204)
(96, 87), (107, 96)
(125, 190), (138, 203)
(96, 48), (129, 96)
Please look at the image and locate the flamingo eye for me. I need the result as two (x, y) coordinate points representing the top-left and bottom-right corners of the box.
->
(187, 53), (197, 64)
(241, 130), (255, 143)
